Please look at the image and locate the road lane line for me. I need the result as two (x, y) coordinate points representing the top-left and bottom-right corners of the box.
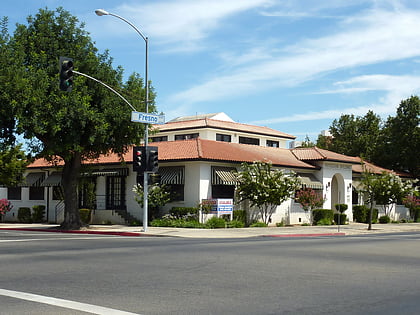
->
(0, 288), (141, 315)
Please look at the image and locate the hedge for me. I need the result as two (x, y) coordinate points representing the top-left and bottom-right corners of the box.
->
(312, 209), (334, 225)
(32, 205), (45, 223)
(353, 205), (378, 223)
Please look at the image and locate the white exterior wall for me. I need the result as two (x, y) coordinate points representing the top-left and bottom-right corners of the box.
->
(156, 128), (289, 149)
(314, 162), (354, 222)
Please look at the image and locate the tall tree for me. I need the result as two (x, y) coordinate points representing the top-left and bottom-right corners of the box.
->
(375, 96), (420, 178)
(6, 8), (155, 229)
(329, 111), (382, 160)
(0, 17), (29, 184)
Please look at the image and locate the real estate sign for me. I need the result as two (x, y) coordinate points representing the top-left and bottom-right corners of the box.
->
(202, 199), (233, 215)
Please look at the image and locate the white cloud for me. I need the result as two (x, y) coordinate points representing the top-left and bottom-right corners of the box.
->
(105, 0), (272, 51)
(247, 73), (420, 125)
(168, 7), (420, 104)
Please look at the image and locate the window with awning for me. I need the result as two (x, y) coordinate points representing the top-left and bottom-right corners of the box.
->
(82, 168), (129, 177)
(297, 173), (323, 190)
(159, 167), (185, 185)
(41, 172), (62, 187)
(212, 167), (237, 186)
(21, 172), (45, 187)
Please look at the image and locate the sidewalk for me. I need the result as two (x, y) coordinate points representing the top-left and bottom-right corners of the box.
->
(2, 222), (420, 238)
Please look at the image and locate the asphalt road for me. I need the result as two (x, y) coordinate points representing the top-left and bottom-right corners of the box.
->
(1, 231), (420, 314)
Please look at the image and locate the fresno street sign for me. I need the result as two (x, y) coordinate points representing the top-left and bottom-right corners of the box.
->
(131, 111), (165, 124)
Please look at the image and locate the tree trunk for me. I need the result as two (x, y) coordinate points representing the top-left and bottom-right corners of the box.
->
(60, 152), (82, 230)
(368, 203), (374, 230)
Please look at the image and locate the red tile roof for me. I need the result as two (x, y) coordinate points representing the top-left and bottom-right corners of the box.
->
(352, 159), (412, 178)
(28, 139), (315, 170)
(28, 141), (411, 177)
(291, 147), (360, 164)
(152, 118), (296, 139)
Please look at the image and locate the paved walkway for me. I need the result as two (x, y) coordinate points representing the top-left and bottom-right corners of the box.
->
(2, 222), (420, 238)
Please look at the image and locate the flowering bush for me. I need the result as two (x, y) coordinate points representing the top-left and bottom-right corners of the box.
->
(0, 199), (13, 216)
(295, 188), (325, 211)
(402, 195), (420, 220)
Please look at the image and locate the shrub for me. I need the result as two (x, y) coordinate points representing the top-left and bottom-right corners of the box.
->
(312, 209), (333, 225)
(18, 207), (32, 223)
(227, 220), (245, 228)
(32, 205), (45, 223)
(0, 199), (13, 217)
(205, 217), (226, 229)
(353, 205), (378, 223)
(334, 213), (347, 225)
(334, 204), (348, 213)
(233, 210), (246, 223)
(276, 221), (285, 227)
(250, 222), (268, 227)
(317, 218), (332, 226)
(79, 208), (91, 225)
(170, 207), (198, 219)
(150, 218), (205, 228)
(379, 215), (391, 224)
(353, 205), (368, 223)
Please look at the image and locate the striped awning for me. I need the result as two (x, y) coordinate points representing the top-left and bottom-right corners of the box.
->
(41, 172), (62, 187)
(352, 180), (364, 191)
(159, 167), (184, 185)
(297, 173), (323, 190)
(21, 172), (45, 187)
(212, 167), (237, 185)
(82, 168), (129, 177)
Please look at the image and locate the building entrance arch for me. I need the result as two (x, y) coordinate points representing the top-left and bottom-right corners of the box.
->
(331, 173), (345, 209)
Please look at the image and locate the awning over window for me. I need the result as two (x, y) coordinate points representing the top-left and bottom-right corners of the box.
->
(297, 173), (323, 190)
(21, 172), (45, 187)
(352, 180), (364, 191)
(41, 172), (62, 187)
(82, 168), (129, 177)
(212, 167), (237, 185)
(159, 167), (185, 185)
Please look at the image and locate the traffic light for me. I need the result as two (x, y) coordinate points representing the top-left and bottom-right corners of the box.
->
(133, 146), (147, 172)
(149, 173), (161, 185)
(146, 146), (159, 173)
(59, 56), (74, 92)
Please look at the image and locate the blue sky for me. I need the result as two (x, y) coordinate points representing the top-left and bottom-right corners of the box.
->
(4, 0), (420, 141)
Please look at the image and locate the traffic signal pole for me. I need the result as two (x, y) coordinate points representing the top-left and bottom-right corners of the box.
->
(95, 9), (151, 232)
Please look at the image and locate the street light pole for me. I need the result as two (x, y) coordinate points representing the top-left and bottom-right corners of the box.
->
(95, 9), (150, 231)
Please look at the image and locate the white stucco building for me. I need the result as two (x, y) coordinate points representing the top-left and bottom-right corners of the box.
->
(0, 113), (412, 224)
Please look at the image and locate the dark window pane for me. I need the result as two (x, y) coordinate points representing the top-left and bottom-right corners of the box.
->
(29, 187), (44, 200)
(7, 187), (22, 200)
(239, 136), (259, 145)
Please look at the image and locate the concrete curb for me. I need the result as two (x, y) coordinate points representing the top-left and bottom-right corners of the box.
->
(263, 232), (346, 237)
(0, 227), (148, 237)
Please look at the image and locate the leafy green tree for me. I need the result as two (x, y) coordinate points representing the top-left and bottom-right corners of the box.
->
(361, 166), (414, 230)
(235, 161), (300, 225)
(374, 96), (420, 178)
(0, 145), (29, 186)
(0, 17), (29, 184)
(315, 134), (333, 150)
(329, 111), (382, 160)
(4, 8), (155, 229)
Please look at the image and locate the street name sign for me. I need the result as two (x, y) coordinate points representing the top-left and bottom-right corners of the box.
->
(131, 111), (165, 124)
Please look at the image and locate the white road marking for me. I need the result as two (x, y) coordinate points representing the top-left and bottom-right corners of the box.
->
(0, 288), (141, 315)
